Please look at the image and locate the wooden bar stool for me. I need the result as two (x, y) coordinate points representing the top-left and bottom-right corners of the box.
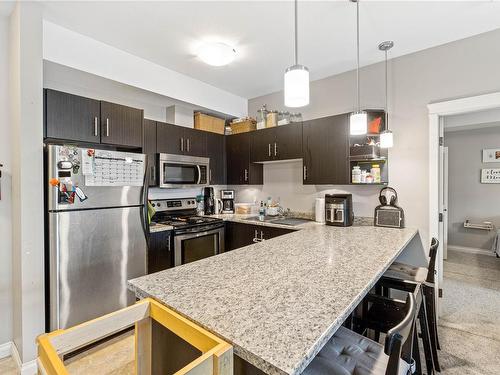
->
(364, 238), (441, 373)
(303, 294), (417, 375)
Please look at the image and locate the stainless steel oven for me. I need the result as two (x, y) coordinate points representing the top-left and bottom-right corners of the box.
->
(173, 224), (225, 266)
(158, 153), (209, 188)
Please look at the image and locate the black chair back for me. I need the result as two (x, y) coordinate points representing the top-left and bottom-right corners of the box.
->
(384, 293), (417, 375)
(426, 238), (439, 283)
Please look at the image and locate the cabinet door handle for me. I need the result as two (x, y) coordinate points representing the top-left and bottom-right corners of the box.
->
(253, 229), (260, 243)
(260, 230), (264, 241)
(94, 117), (98, 136)
(303, 165), (307, 180)
(187, 138), (191, 152)
(274, 142), (277, 157)
(209, 168), (212, 184)
(180, 137), (184, 152)
(105, 118), (110, 137)
(268, 143), (271, 157)
(244, 169), (248, 182)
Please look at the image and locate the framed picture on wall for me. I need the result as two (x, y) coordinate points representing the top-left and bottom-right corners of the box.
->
(481, 168), (500, 183)
(482, 148), (500, 163)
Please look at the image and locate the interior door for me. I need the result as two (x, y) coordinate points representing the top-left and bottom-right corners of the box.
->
(441, 146), (449, 259)
(49, 207), (147, 330)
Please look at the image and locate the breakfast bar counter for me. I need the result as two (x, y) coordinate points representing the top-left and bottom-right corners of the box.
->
(128, 220), (421, 375)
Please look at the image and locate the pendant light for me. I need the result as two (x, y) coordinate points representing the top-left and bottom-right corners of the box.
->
(379, 40), (394, 148)
(284, 0), (309, 108)
(349, 0), (367, 135)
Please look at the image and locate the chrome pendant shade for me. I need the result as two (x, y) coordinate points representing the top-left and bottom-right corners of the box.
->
(349, 0), (367, 135)
(379, 40), (394, 148)
(284, 0), (309, 108)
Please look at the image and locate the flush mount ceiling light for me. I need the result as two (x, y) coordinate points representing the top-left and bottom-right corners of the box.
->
(197, 42), (236, 67)
(349, 0), (367, 136)
(284, 0), (310, 108)
(379, 40), (394, 148)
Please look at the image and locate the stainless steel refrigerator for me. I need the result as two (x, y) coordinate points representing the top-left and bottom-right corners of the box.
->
(46, 144), (148, 331)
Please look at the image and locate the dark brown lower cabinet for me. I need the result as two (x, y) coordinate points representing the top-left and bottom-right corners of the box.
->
(225, 222), (295, 251)
(147, 230), (172, 274)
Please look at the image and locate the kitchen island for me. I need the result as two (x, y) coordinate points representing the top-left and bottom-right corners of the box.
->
(128, 218), (423, 375)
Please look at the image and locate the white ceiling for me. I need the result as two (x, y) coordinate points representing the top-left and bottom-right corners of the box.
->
(37, 1), (500, 99)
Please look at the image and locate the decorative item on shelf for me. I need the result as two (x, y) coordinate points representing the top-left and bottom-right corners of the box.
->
(374, 187), (405, 228)
(266, 110), (278, 127)
(379, 40), (394, 148)
(230, 117), (257, 134)
(277, 111), (291, 126)
(349, 0), (367, 136)
(194, 112), (226, 134)
(256, 104), (268, 129)
(368, 116), (382, 134)
(284, 0), (310, 108)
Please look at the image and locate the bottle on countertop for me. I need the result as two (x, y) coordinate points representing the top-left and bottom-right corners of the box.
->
(352, 166), (361, 183)
(259, 201), (265, 221)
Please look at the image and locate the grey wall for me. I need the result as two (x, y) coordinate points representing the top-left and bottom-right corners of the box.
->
(445, 126), (500, 250)
(0, 15), (13, 347)
(248, 28), (500, 247)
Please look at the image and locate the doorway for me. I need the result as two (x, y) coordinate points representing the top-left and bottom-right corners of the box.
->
(429, 96), (500, 374)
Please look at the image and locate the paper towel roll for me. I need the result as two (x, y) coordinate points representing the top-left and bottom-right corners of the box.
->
(315, 197), (325, 223)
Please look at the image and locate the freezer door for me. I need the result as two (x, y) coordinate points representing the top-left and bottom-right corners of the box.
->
(49, 207), (147, 330)
(47, 144), (146, 211)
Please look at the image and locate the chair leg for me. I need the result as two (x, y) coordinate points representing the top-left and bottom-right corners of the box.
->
(418, 303), (435, 374)
(412, 326), (422, 375)
(425, 284), (442, 350)
(423, 286), (442, 371)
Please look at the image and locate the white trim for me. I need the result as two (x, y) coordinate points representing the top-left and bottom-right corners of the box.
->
(0, 342), (13, 359)
(448, 245), (496, 257)
(11, 342), (38, 375)
(428, 92), (500, 116)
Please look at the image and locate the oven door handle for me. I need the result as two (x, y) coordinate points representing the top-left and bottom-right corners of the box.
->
(196, 165), (202, 184)
(174, 227), (223, 240)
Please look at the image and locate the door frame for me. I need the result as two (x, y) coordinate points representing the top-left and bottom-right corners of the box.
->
(428, 91), (500, 284)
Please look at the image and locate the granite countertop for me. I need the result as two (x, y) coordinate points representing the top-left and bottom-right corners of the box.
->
(129, 217), (418, 375)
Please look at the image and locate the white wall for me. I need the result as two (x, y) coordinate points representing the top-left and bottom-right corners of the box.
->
(445, 126), (500, 250)
(0, 15), (13, 347)
(248, 28), (500, 247)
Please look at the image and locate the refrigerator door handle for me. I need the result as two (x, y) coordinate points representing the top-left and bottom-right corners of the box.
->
(140, 158), (150, 241)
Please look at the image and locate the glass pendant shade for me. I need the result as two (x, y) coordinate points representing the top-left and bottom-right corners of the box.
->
(284, 65), (309, 108)
(380, 129), (393, 148)
(349, 111), (367, 135)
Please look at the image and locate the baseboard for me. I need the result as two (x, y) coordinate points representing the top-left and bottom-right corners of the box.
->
(11, 342), (38, 375)
(0, 341), (12, 359)
(448, 245), (496, 257)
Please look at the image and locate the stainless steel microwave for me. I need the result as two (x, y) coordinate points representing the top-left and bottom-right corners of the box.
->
(158, 153), (209, 188)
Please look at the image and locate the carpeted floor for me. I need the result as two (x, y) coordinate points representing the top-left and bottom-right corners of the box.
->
(438, 249), (500, 375)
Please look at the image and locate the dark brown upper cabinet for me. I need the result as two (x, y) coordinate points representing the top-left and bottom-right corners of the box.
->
(302, 114), (350, 185)
(156, 122), (207, 157)
(143, 119), (157, 187)
(226, 132), (263, 185)
(206, 132), (226, 185)
(100, 101), (143, 147)
(250, 123), (303, 162)
(44, 89), (101, 143)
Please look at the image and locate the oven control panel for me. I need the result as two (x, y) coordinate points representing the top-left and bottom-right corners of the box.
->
(150, 198), (197, 212)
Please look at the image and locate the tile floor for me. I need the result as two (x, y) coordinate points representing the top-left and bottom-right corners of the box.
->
(438, 249), (500, 375)
(1, 248), (498, 374)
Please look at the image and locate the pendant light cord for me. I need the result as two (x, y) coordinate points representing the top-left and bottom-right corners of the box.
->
(384, 49), (389, 130)
(294, 0), (298, 65)
(356, 0), (360, 112)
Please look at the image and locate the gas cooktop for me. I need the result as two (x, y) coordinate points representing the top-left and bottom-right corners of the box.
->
(154, 215), (222, 228)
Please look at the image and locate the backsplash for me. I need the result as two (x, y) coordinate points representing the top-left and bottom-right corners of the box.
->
(229, 160), (382, 217)
(148, 186), (226, 200)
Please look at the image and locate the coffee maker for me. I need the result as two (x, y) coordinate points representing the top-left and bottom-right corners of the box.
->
(325, 194), (354, 227)
(220, 190), (235, 214)
(203, 187), (215, 215)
